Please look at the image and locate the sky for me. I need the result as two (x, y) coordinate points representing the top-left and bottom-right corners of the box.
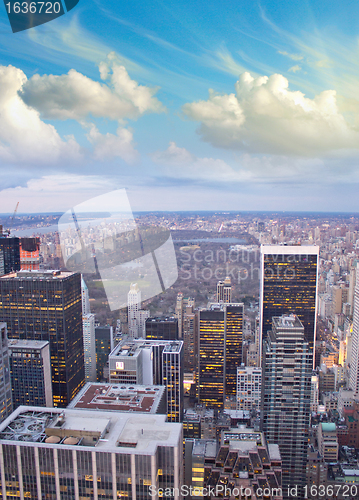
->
(0, 0), (359, 213)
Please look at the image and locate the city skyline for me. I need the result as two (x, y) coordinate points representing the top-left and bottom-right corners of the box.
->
(0, 1), (359, 212)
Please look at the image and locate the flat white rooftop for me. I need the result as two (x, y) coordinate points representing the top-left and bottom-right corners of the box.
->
(0, 406), (182, 455)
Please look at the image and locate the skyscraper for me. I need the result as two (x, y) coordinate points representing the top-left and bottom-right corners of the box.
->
(19, 237), (40, 271)
(95, 324), (115, 381)
(0, 323), (12, 423)
(9, 339), (53, 409)
(0, 271), (85, 407)
(81, 275), (90, 315)
(146, 317), (179, 340)
(109, 338), (184, 422)
(83, 313), (96, 382)
(127, 283), (149, 338)
(216, 276), (232, 303)
(198, 303), (243, 408)
(349, 263), (359, 394)
(262, 314), (312, 499)
(260, 245), (319, 364)
(0, 236), (20, 275)
(0, 406), (183, 500)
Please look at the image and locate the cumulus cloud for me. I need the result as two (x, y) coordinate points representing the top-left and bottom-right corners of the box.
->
(183, 72), (359, 156)
(0, 65), (82, 165)
(86, 124), (139, 163)
(152, 142), (252, 182)
(20, 55), (165, 121)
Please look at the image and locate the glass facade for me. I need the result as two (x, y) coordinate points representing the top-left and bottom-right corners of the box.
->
(199, 305), (243, 409)
(0, 324), (12, 423)
(262, 316), (312, 499)
(0, 237), (20, 275)
(0, 272), (85, 407)
(261, 248), (318, 356)
(9, 342), (51, 409)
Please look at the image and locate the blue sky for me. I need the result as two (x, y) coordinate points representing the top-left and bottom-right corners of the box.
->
(0, 0), (359, 212)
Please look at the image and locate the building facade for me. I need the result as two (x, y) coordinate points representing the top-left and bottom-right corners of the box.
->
(198, 303), (243, 409)
(95, 325), (115, 382)
(0, 236), (20, 275)
(0, 323), (12, 423)
(262, 315), (312, 499)
(9, 339), (52, 409)
(260, 245), (319, 365)
(0, 271), (85, 407)
(83, 313), (96, 382)
(0, 406), (183, 500)
(237, 366), (262, 412)
(109, 339), (184, 422)
(146, 317), (179, 341)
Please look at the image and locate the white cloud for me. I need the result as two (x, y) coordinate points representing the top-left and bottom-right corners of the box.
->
(278, 51), (303, 61)
(152, 142), (252, 182)
(20, 55), (165, 121)
(183, 72), (359, 156)
(0, 65), (82, 165)
(288, 65), (301, 73)
(0, 174), (116, 213)
(86, 124), (139, 163)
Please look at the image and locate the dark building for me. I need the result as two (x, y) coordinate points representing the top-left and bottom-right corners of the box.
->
(145, 316), (178, 340)
(0, 323), (12, 423)
(262, 314), (312, 500)
(260, 245), (319, 364)
(0, 270), (85, 407)
(9, 339), (53, 409)
(198, 303), (243, 409)
(0, 236), (20, 275)
(95, 325), (114, 382)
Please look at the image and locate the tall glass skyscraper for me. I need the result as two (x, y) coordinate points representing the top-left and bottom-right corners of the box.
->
(262, 314), (312, 500)
(0, 323), (12, 423)
(198, 303), (243, 408)
(0, 270), (85, 407)
(260, 245), (319, 364)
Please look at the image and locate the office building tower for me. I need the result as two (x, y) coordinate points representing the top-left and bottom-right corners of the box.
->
(0, 271), (85, 407)
(183, 305), (197, 372)
(95, 325), (114, 381)
(83, 313), (96, 382)
(146, 317), (179, 340)
(9, 339), (53, 409)
(236, 366), (262, 412)
(260, 245), (319, 364)
(349, 263), (359, 394)
(0, 236), (20, 275)
(19, 237), (40, 270)
(162, 342), (183, 422)
(81, 275), (90, 315)
(198, 303), (243, 409)
(175, 293), (195, 339)
(109, 338), (184, 422)
(0, 406), (183, 500)
(262, 314), (312, 499)
(0, 323), (12, 423)
(127, 283), (149, 338)
(0, 249), (4, 275)
(216, 276), (232, 303)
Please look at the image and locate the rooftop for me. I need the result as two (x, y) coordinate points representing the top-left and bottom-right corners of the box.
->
(68, 383), (165, 414)
(0, 406), (181, 455)
(8, 339), (49, 350)
(110, 338), (183, 358)
(0, 270), (75, 280)
(272, 314), (304, 330)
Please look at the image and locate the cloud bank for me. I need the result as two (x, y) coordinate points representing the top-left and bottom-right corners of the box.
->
(183, 72), (359, 156)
